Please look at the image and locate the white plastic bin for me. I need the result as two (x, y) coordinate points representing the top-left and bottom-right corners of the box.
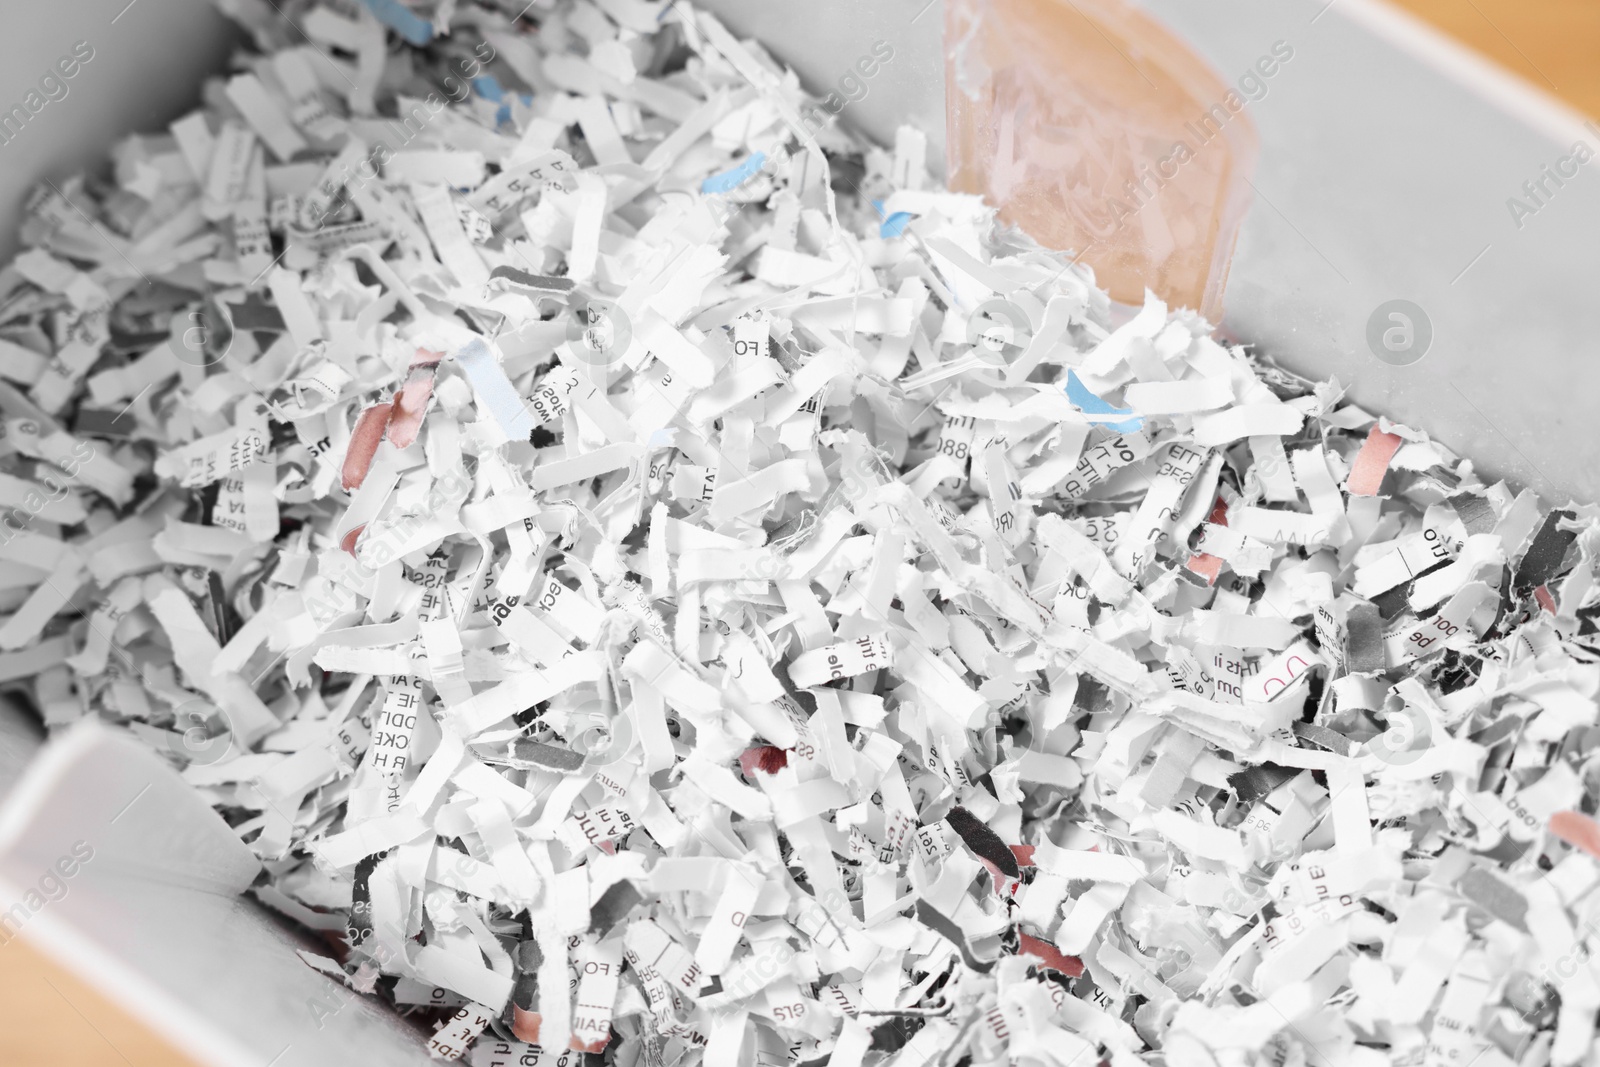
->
(0, 2), (1597, 1065)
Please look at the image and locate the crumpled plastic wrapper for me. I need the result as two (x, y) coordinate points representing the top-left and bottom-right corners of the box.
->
(2, 2), (1599, 1066)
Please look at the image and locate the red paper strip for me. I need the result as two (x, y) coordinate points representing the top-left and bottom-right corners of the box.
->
(340, 524), (365, 556)
(739, 745), (788, 777)
(1017, 931), (1084, 977)
(387, 349), (444, 449)
(342, 403), (394, 491)
(1550, 810), (1600, 861)
(511, 1006), (542, 1044)
(1346, 425), (1404, 497)
(974, 846), (1033, 895)
(1185, 495), (1231, 585)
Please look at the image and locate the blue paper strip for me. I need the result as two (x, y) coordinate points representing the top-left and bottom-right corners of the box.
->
(880, 212), (913, 238)
(700, 152), (766, 195)
(1065, 371), (1144, 433)
(362, 0), (434, 45)
(455, 337), (536, 439)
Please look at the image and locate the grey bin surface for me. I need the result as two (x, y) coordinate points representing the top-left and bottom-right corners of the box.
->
(0, 716), (437, 1067)
(699, 0), (1600, 505)
(0, 0), (241, 265)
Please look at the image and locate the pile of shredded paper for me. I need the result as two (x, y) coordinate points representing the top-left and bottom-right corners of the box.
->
(6, 1), (1600, 1065)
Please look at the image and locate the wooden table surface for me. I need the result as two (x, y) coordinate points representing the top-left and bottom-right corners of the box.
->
(1398, 0), (1600, 118)
(2, 2), (1597, 1065)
